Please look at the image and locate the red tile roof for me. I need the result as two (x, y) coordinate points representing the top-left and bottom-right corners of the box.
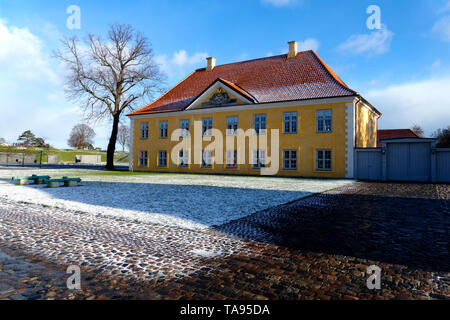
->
(377, 129), (420, 147)
(128, 50), (358, 116)
(218, 78), (257, 103)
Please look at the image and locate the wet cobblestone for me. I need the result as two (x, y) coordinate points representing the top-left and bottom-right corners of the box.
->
(0, 182), (449, 300)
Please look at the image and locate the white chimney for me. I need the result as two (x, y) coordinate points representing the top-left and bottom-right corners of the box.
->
(206, 57), (216, 71)
(288, 41), (298, 58)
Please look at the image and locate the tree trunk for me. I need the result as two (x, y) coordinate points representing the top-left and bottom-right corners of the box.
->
(106, 113), (121, 170)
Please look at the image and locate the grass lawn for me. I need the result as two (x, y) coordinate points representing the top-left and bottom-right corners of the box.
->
(0, 147), (129, 164)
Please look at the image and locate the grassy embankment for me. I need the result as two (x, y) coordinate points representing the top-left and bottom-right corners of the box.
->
(0, 147), (129, 164)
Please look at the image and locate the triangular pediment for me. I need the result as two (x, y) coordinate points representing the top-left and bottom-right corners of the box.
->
(185, 79), (257, 110)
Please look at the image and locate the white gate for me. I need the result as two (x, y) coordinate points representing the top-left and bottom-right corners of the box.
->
(436, 149), (450, 183)
(355, 138), (449, 183)
(355, 149), (382, 180)
(387, 142), (431, 182)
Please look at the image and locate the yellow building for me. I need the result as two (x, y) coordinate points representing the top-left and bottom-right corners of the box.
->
(127, 41), (381, 178)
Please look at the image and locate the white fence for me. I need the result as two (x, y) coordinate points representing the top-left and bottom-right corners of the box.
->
(435, 148), (450, 183)
(355, 139), (450, 183)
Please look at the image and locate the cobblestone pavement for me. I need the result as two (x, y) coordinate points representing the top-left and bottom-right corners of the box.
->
(0, 182), (449, 300)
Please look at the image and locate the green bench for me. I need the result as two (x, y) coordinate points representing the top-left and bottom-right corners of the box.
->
(12, 175), (51, 185)
(44, 177), (82, 188)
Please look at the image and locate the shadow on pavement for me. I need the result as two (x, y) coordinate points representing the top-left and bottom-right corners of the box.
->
(215, 189), (450, 273)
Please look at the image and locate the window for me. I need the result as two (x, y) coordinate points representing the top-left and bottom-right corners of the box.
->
(316, 150), (332, 171)
(158, 151), (167, 167)
(180, 120), (190, 138)
(254, 114), (267, 135)
(284, 112), (298, 134)
(317, 110), (332, 133)
(284, 150), (298, 170)
(139, 151), (148, 167)
(202, 150), (213, 168)
(179, 150), (189, 167)
(140, 122), (149, 139)
(159, 121), (168, 139)
(226, 150), (238, 168)
(226, 116), (238, 136)
(202, 118), (213, 137)
(253, 150), (266, 169)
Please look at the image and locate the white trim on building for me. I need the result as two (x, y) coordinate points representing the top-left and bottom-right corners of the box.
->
(345, 102), (356, 179)
(128, 96), (358, 120)
(129, 120), (134, 171)
(185, 80), (256, 110)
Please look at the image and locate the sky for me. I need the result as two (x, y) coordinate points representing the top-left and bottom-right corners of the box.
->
(0, 0), (449, 149)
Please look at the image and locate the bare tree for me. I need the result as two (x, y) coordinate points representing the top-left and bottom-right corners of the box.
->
(411, 124), (424, 137)
(55, 24), (164, 170)
(117, 124), (130, 152)
(68, 124), (96, 150)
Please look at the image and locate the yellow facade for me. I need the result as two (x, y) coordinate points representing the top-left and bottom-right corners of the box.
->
(355, 101), (378, 148)
(129, 97), (379, 178)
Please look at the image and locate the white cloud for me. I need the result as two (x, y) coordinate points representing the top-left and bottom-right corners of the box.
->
(0, 20), (113, 149)
(338, 25), (394, 56)
(438, 1), (450, 14)
(261, 0), (298, 7)
(432, 59), (442, 68)
(298, 38), (320, 51)
(155, 50), (208, 79)
(365, 77), (450, 135)
(431, 15), (450, 42)
(279, 38), (320, 55)
(0, 20), (58, 84)
(431, 2), (450, 42)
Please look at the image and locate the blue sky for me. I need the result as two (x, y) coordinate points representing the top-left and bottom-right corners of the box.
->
(0, 0), (449, 148)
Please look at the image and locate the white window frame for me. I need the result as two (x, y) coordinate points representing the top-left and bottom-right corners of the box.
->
(202, 150), (213, 168)
(226, 150), (238, 168)
(158, 150), (167, 167)
(159, 121), (168, 139)
(180, 120), (190, 138)
(253, 150), (266, 169)
(284, 112), (298, 134)
(316, 149), (332, 171)
(226, 116), (239, 136)
(283, 150), (298, 170)
(202, 118), (213, 137)
(254, 114), (267, 135)
(317, 110), (332, 133)
(139, 151), (148, 167)
(140, 122), (149, 139)
(179, 150), (189, 167)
